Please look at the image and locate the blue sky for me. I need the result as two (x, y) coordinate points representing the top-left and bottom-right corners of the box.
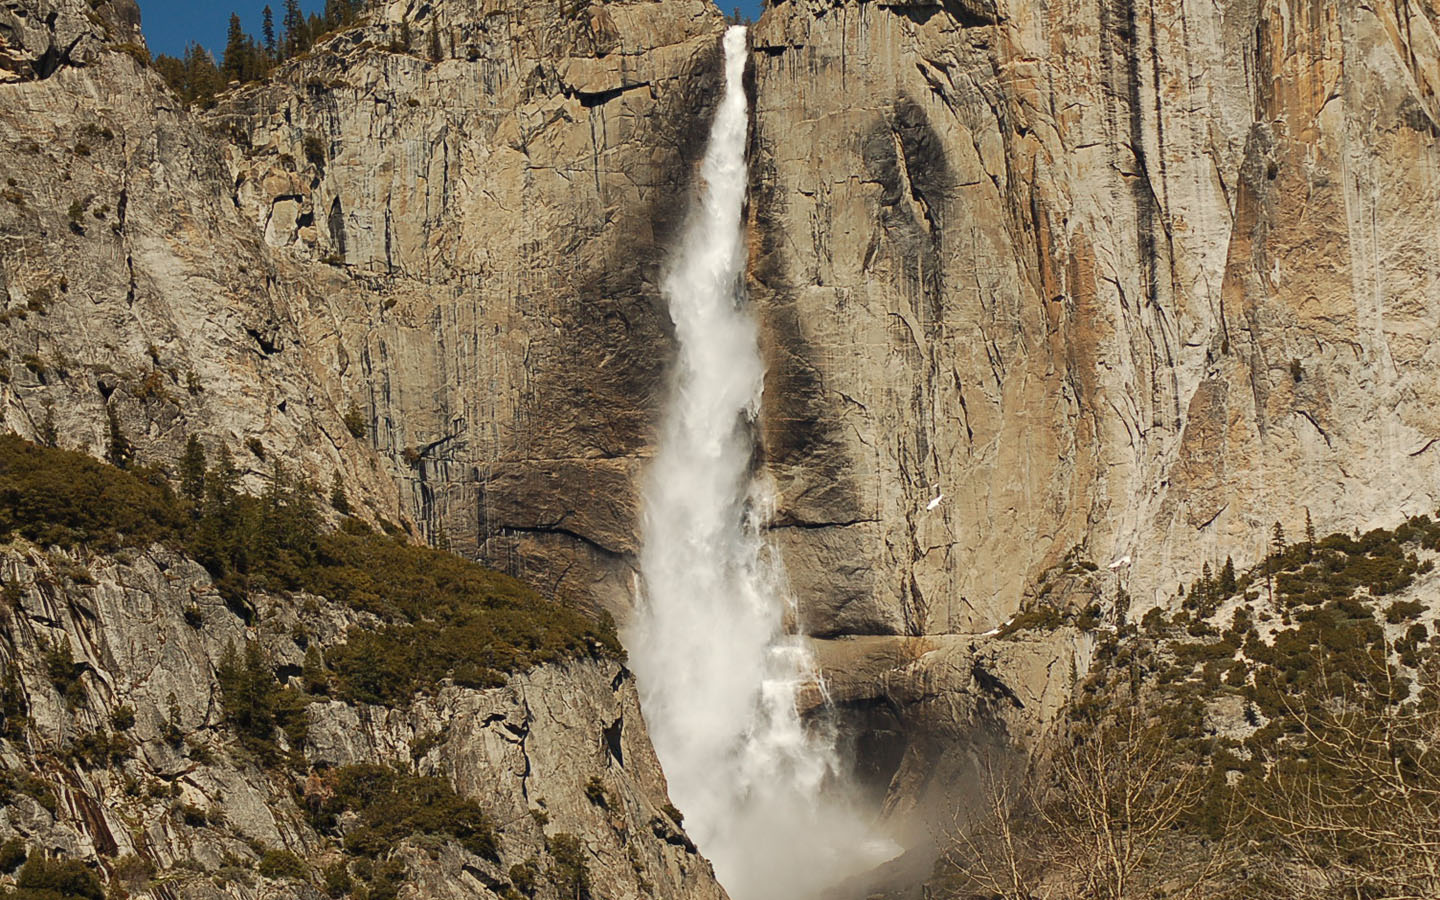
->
(723, 0), (767, 23)
(140, 0), (767, 59)
(139, 0), (321, 58)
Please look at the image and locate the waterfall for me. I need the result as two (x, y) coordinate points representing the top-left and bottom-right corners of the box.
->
(629, 25), (895, 900)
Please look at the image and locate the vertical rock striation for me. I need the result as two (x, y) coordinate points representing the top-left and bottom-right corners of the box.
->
(751, 0), (1440, 634)
(212, 0), (729, 615)
(0, 0), (733, 895)
(748, 0), (1440, 829)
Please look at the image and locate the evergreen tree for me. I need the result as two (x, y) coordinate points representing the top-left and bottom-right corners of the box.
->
(38, 400), (57, 448)
(302, 644), (329, 694)
(307, 11), (326, 43)
(180, 434), (207, 507)
(224, 12), (271, 83)
(207, 446), (240, 513)
(261, 462), (319, 575)
(156, 43), (221, 106)
(222, 13), (247, 83)
(262, 6), (277, 60)
(217, 641), (277, 746)
(329, 470), (350, 515)
(1, 670), (27, 741)
(192, 445), (244, 588)
(283, 0), (307, 56)
(105, 403), (133, 469)
(1305, 508), (1316, 545)
(1218, 556), (1237, 596)
(1272, 521), (1286, 554)
(184, 43), (222, 106)
(153, 53), (185, 96)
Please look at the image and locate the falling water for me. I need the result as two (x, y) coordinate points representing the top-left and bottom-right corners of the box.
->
(629, 25), (894, 900)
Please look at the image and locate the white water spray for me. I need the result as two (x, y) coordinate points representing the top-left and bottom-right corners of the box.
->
(630, 26), (895, 900)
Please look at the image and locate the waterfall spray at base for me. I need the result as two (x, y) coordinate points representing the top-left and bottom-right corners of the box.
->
(629, 25), (897, 900)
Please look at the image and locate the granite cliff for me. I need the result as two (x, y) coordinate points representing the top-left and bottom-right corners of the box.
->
(0, 0), (729, 896)
(2, 0), (1440, 892)
(210, 0), (730, 617)
(744, 0), (1440, 828)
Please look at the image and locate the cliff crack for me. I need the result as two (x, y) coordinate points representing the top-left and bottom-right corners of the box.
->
(1296, 410), (1331, 447)
(770, 517), (880, 531)
(566, 80), (651, 109)
(496, 522), (623, 559)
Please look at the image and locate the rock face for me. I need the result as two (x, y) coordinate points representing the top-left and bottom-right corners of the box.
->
(5, 0), (1440, 887)
(0, 541), (724, 899)
(210, 0), (728, 615)
(749, 0), (1440, 634)
(0, 0), (402, 522)
(745, 0), (1440, 836)
(1, 0), (729, 618)
(0, 0), (731, 895)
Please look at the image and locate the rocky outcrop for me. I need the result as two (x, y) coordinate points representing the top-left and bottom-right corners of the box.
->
(0, 539), (724, 899)
(0, 0), (142, 83)
(1, 0), (729, 617)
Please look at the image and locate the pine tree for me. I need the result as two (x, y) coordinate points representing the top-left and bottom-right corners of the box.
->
(202, 447), (242, 558)
(262, 6), (277, 60)
(181, 434), (208, 507)
(217, 641), (277, 745)
(1305, 508), (1316, 545)
(307, 12), (326, 46)
(153, 53), (185, 97)
(302, 645), (328, 694)
(282, 0), (307, 56)
(106, 403), (133, 469)
(256, 463), (319, 586)
(198, 446), (250, 599)
(222, 13), (246, 83)
(329, 470), (350, 515)
(1219, 556), (1237, 596)
(182, 43), (222, 106)
(209, 446), (239, 505)
(38, 400), (57, 448)
(1271, 521), (1286, 554)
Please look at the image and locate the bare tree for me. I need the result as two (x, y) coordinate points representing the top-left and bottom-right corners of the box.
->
(937, 754), (1057, 900)
(939, 699), (1236, 900)
(1255, 659), (1440, 900)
